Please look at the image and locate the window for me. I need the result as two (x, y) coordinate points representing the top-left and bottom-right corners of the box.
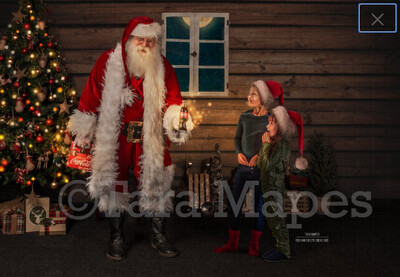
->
(162, 13), (229, 96)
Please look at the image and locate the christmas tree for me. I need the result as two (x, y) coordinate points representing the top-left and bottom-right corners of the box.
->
(0, 0), (80, 192)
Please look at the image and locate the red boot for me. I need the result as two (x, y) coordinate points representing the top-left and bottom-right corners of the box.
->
(248, 230), (262, 256)
(214, 229), (240, 253)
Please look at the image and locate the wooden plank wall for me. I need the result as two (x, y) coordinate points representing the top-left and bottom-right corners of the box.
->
(1, 0), (399, 198)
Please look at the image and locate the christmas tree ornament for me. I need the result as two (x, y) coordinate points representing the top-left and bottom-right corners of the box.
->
(0, 166), (5, 173)
(13, 141), (21, 152)
(36, 135), (43, 143)
(13, 81), (20, 88)
(25, 154), (35, 171)
(38, 54), (47, 68)
(21, 48), (28, 54)
(7, 118), (19, 127)
(15, 97), (25, 113)
(0, 116), (6, 124)
(37, 20), (45, 30)
(58, 99), (72, 114)
(23, 23), (31, 30)
(64, 132), (72, 145)
(15, 68), (27, 81)
(46, 118), (53, 126)
(47, 41), (53, 48)
(37, 90), (46, 102)
(15, 167), (29, 183)
(50, 181), (58, 189)
(49, 79), (54, 85)
(0, 55), (4, 61)
(0, 140), (5, 151)
(1, 159), (9, 167)
(53, 153), (63, 167)
(24, 185), (40, 206)
(0, 37), (6, 50)
(0, 74), (11, 86)
(12, 8), (26, 23)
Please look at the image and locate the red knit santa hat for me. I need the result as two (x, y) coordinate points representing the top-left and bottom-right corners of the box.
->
(271, 106), (308, 170)
(252, 80), (284, 109)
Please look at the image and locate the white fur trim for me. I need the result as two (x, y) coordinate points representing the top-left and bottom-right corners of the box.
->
(253, 80), (274, 109)
(139, 165), (175, 214)
(131, 22), (162, 39)
(295, 156), (308, 170)
(86, 43), (135, 204)
(272, 106), (296, 139)
(163, 104), (193, 145)
(85, 42), (175, 214)
(97, 190), (130, 213)
(67, 109), (97, 145)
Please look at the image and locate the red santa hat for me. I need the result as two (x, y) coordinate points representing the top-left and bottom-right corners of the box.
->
(271, 106), (308, 170)
(252, 80), (284, 109)
(120, 16), (163, 86)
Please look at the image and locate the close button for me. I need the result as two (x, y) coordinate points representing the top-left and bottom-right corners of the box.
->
(358, 3), (397, 33)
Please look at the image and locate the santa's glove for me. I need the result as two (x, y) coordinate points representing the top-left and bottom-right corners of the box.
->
(73, 135), (92, 150)
(163, 104), (193, 145)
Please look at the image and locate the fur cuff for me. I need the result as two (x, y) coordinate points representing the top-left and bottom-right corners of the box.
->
(67, 109), (97, 145)
(163, 104), (193, 145)
(295, 156), (308, 170)
(96, 190), (130, 213)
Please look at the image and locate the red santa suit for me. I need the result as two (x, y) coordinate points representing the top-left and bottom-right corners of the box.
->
(67, 17), (193, 214)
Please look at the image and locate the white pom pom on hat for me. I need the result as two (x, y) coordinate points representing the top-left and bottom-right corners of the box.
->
(271, 106), (308, 170)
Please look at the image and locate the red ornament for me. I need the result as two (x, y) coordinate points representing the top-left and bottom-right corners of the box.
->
(18, 117), (23, 122)
(23, 23), (30, 30)
(1, 159), (8, 166)
(14, 142), (21, 153)
(22, 92), (27, 98)
(36, 135), (43, 143)
(13, 81), (20, 88)
(25, 100), (31, 105)
(39, 43), (43, 47)
(0, 55), (4, 61)
(21, 48), (28, 54)
(56, 67), (61, 72)
(46, 118), (53, 126)
(47, 42), (53, 48)
(26, 180), (32, 186)
(34, 110), (40, 115)
(0, 140), (5, 151)
(29, 106), (35, 111)
(49, 79), (54, 85)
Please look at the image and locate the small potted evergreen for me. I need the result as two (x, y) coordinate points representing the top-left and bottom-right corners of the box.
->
(307, 132), (337, 213)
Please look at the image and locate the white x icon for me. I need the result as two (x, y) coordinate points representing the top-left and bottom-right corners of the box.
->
(372, 13), (384, 26)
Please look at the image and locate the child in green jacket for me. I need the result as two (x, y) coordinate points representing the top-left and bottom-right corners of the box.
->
(257, 105), (307, 262)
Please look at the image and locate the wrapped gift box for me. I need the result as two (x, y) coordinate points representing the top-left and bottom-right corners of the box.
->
(39, 217), (67, 235)
(1, 208), (25, 235)
(25, 197), (50, 233)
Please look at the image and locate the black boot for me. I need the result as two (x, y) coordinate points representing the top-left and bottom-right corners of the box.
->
(150, 217), (178, 258)
(106, 216), (128, 261)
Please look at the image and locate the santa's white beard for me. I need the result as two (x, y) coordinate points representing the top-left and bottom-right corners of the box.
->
(125, 40), (163, 78)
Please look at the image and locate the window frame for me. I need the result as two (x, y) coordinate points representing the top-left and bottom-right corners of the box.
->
(162, 12), (229, 96)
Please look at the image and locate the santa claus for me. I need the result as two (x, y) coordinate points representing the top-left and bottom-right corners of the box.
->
(67, 16), (193, 261)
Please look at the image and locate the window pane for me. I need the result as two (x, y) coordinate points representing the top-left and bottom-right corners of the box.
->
(199, 69), (225, 92)
(199, 43), (224, 66)
(166, 42), (190, 65)
(174, 68), (190, 92)
(166, 17), (190, 39)
(199, 17), (225, 40)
